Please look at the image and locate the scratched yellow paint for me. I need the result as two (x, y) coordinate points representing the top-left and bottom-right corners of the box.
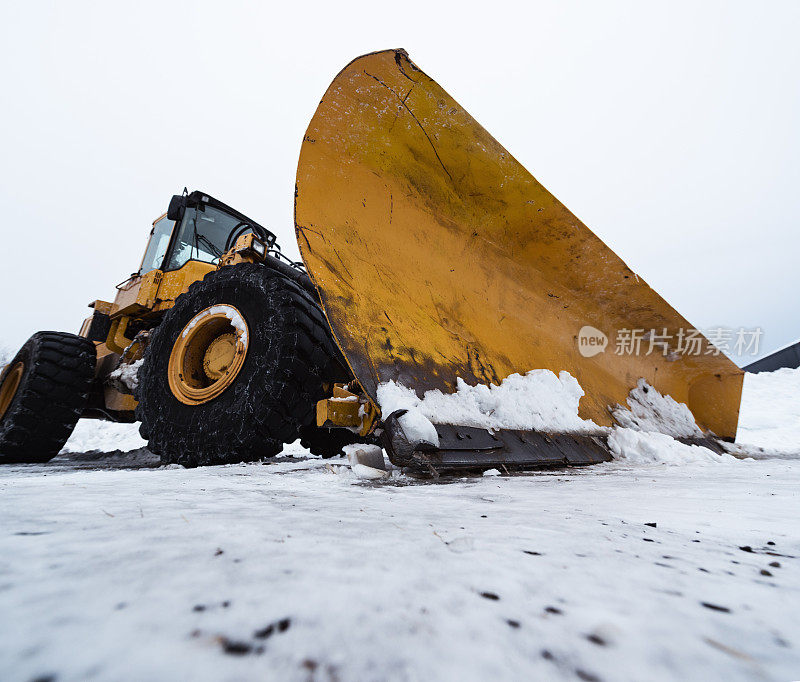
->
(295, 49), (743, 439)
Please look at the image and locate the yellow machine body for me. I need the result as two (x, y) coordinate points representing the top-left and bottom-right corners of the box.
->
(296, 49), (743, 439)
(78, 215), (232, 417)
(83, 260), (216, 358)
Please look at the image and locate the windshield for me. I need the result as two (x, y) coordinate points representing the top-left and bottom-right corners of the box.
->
(165, 206), (250, 271)
(140, 215), (175, 275)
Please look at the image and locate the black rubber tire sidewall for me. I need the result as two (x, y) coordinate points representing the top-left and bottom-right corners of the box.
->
(0, 332), (95, 463)
(136, 263), (349, 466)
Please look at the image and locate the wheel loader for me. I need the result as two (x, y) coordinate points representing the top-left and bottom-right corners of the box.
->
(0, 49), (744, 471)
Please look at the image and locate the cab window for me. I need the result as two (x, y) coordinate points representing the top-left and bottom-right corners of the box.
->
(165, 206), (247, 271)
(140, 215), (174, 275)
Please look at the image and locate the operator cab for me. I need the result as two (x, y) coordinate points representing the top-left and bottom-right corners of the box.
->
(139, 191), (278, 276)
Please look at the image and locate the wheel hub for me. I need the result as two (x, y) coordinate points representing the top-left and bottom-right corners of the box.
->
(203, 333), (237, 380)
(0, 362), (24, 420)
(167, 305), (249, 405)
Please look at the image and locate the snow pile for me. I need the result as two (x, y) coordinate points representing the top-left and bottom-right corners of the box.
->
(108, 359), (144, 390)
(61, 420), (147, 454)
(377, 370), (600, 434)
(375, 384), (440, 447)
(611, 378), (704, 438)
(343, 444), (390, 480)
(608, 427), (734, 465)
(736, 367), (800, 453)
(375, 370), (751, 467)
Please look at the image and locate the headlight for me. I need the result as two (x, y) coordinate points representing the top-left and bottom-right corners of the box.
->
(252, 239), (266, 256)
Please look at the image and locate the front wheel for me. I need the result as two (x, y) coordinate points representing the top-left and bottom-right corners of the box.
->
(0, 332), (96, 463)
(135, 263), (351, 467)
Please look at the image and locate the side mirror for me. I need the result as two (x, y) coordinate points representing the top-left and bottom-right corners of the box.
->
(167, 194), (187, 222)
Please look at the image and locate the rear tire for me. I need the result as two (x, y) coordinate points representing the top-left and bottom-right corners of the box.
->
(0, 332), (96, 463)
(136, 263), (351, 467)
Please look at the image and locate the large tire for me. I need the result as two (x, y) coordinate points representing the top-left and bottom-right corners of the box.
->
(135, 263), (350, 466)
(0, 332), (96, 463)
(299, 424), (362, 459)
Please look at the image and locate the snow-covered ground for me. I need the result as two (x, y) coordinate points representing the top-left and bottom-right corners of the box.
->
(0, 369), (798, 681)
(736, 367), (800, 453)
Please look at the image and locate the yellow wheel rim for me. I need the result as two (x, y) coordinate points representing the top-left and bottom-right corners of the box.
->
(0, 361), (25, 420)
(167, 305), (249, 405)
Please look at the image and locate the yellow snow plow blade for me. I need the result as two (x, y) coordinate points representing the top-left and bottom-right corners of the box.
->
(295, 49), (743, 440)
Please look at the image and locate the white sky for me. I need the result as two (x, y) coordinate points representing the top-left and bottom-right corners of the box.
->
(1, 1), (798, 363)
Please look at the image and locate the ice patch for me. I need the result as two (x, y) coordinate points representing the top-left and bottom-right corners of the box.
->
(611, 378), (703, 438)
(376, 370), (600, 434)
(108, 359), (144, 391)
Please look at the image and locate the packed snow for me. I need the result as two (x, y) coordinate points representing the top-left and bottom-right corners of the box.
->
(61, 418), (147, 454)
(343, 443), (391, 480)
(108, 358), (144, 391)
(611, 378), (704, 438)
(376, 370), (600, 435)
(374, 382), (440, 447)
(181, 304), (249, 346)
(376, 370), (736, 465)
(1, 447), (798, 682)
(607, 428), (736, 465)
(0, 367), (797, 681)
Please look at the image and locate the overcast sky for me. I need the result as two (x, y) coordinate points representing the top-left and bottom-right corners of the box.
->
(1, 1), (798, 364)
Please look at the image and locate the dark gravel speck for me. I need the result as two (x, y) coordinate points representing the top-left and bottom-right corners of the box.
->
(254, 625), (274, 639)
(701, 602), (731, 613)
(255, 618), (291, 639)
(221, 638), (252, 656)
